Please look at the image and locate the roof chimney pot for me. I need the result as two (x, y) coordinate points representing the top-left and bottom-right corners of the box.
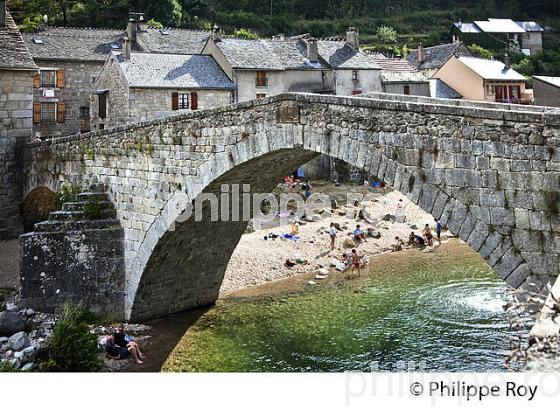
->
(307, 38), (318, 62)
(418, 44), (425, 64)
(346, 27), (359, 50)
(122, 37), (131, 61)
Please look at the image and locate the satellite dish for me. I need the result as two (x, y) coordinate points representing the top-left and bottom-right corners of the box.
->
(43, 15), (48, 23)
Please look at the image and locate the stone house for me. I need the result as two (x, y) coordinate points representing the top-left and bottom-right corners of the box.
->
(407, 42), (472, 78)
(0, 3), (38, 238)
(23, 27), (124, 137)
(533, 76), (560, 107)
(202, 28), (381, 102)
(433, 55), (530, 104)
(91, 45), (235, 129)
(452, 19), (544, 56)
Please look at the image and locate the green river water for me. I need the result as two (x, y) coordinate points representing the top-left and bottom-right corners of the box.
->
(162, 241), (526, 372)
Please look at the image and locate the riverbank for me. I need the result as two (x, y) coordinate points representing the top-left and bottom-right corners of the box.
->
(221, 182), (443, 292)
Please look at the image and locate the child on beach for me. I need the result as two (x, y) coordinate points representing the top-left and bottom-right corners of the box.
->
(329, 222), (337, 251)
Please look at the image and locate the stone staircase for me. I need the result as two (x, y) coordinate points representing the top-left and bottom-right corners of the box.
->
(33, 190), (119, 233)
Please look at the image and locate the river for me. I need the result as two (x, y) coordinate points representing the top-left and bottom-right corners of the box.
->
(140, 240), (528, 372)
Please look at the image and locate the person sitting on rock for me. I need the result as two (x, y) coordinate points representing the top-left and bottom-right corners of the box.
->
(408, 232), (416, 246)
(354, 225), (367, 242)
(104, 335), (144, 364)
(112, 325), (145, 364)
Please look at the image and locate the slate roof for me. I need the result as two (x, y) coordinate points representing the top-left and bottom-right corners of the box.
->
(370, 56), (417, 72)
(135, 28), (209, 54)
(0, 11), (37, 70)
(533, 76), (560, 89)
(429, 79), (462, 99)
(515, 21), (545, 32)
(23, 27), (125, 62)
(317, 40), (381, 69)
(458, 56), (526, 81)
(216, 38), (332, 70)
(407, 42), (472, 71)
(114, 52), (235, 90)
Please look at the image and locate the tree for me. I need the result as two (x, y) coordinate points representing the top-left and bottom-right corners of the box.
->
(377, 25), (397, 43)
(467, 44), (493, 59)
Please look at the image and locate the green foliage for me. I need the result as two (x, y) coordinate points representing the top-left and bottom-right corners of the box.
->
(0, 360), (21, 372)
(38, 303), (102, 372)
(147, 18), (163, 29)
(21, 15), (44, 32)
(233, 28), (259, 39)
(376, 25), (397, 43)
(53, 183), (80, 210)
(467, 43), (493, 59)
(83, 196), (101, 220)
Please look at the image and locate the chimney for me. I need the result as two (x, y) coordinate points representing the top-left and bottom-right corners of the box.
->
(122, 37), (131, 61)
(307, 38), (318, 62)
(137, 15), (147, 32)
(127, 18), (137, 44)
(0, 1), (6, 27)
(346, 27), (359, 50)
(418, 44), (425, 64)
(503, 53), (511, 71)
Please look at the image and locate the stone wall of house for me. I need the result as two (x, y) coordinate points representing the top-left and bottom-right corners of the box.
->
(0, 69), (35, 238)
(90, 57), (129, 130)
(335, 69), (382, 95)
(534, 79), (560, 108)
(383, 82), (431, 96)
(128, 88), (233, 123)
(33, 60), (103, 137)
(23, 93), (560, 320)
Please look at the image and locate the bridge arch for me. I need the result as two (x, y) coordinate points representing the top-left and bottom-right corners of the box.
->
(23, 93), (560, 321)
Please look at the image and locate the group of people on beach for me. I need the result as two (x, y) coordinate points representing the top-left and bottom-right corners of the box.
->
(403, 220), (443, 251)
(284, 167), (313, 198)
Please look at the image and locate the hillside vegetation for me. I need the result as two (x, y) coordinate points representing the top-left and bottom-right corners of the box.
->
(7, 0), (560, 75)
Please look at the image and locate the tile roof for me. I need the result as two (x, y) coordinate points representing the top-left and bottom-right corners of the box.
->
(533, 76), (560, 88)
(458, 56), (526, 81)
(135, 28), (209, 54)
(23, 27), (124, 62)
(317, 40), (381, 69)
(429, 79), (462, 99)
(114, 52), (235, 90)
(0, 11), (37, 70)
(370, 56), (417, 72)
(407, 42), (472, 71)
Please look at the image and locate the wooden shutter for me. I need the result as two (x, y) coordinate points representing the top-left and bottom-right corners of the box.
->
(98, 93), (107, 119)
(33, 73), (40, 88)
(33, 103), (41, 124)
(56, 69), (65, 88)
(191, 92), (198, 110)
(56, 103), (65, 123)
(171, 92), (179, 110)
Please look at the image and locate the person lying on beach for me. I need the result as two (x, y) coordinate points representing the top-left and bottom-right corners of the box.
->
(112, 325), (145, 363)
(104, 335), (144, 364)
(354, 225), (367, 242)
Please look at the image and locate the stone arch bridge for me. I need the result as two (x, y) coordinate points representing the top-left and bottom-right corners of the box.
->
(21, 93), (560, 321)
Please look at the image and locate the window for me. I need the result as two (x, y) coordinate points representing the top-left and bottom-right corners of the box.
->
(403, 85), (410, 95)
(352, 70), (359, 81)
(191, 92), (198, 110)
(80, 107), (90, 132)
(256, 93), (267, 99)
(179, 93), (189, 110)
(98, 92), (107, 119)
(256, 71), (267, 87)
(41, 102), (56, 122)
(41, 70), (56, 87)
(80, 107), (90, 118)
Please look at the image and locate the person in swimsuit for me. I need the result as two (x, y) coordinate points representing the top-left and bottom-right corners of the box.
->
(350, 249), (362, 277)
(423, 224), (433, 247)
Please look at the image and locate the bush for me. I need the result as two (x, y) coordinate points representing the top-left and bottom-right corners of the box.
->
(83, 196), (101, 220)
(53, 183), (80, 210)
(467, 44), (493, 59)
(377, 25), (398, 43)
(38, 304), (102, 372)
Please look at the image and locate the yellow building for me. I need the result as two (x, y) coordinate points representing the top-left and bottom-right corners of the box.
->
(433, 56), (531, 104)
